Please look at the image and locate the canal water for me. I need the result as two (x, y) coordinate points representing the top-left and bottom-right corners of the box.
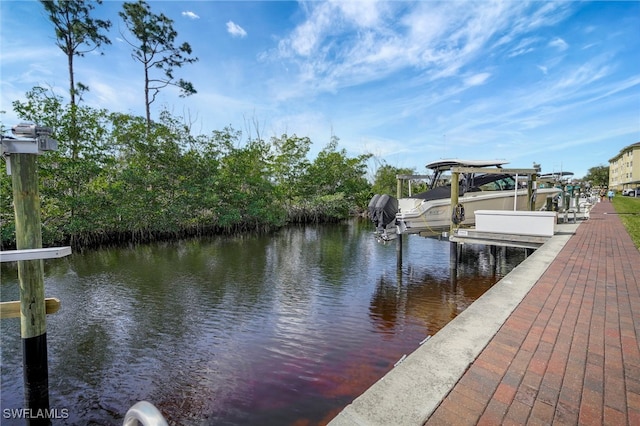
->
(1, 220), (525, 425)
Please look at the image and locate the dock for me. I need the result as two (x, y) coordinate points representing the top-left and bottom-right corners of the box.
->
(328, 200), (639, 425)
(449, 209), (586, 250)
(449, 228), (550, 250)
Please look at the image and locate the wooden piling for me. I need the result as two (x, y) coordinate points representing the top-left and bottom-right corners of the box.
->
(450, 171), (459, 235)
(10, 153), (51, 425)
(449, 171), (460, 269)
(396, 177), (403, 268)
(489, 245), (497, 266)
(546, 197), (553, 211)
(529, 173), (537, 211)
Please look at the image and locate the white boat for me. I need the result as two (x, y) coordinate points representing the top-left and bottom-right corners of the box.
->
(369, 159), (563, 241)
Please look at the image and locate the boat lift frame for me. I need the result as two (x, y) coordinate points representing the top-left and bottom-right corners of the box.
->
(393, 166), (541, 269)
(449, 166), (539, 234)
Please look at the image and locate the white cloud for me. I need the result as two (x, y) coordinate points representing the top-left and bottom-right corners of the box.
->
(84, 78), (139, 114)
(464, 73), (491, 87)
(282, 4), (334, 57)
(522, 1), (574, 31)
(507, 37), (541, 57)
(226, 21), (247, 38)
(0, 45), (61, 66)
(549, 37), (569, 51)
(332, 0), (385, 28)
(537, 65), (548, 75)
(182, 11), (199, 20)
(268, 1), (575, 102)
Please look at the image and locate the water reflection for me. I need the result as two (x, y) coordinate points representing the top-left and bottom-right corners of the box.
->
(369, 243), (521, 341)
(1, 221), (525, 425)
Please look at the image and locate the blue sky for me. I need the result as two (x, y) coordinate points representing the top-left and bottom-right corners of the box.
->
(1, 1), (639, 179)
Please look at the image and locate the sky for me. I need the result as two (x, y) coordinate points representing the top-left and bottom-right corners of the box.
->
(1, 0), (639, 179)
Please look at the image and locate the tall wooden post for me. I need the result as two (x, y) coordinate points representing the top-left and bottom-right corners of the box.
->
(449, 172), (460, 269)
(450, 172), (459, 235)
(396, 177), (403, 268)
(10, 153), (51, 425)
(528, 173), (537, 211)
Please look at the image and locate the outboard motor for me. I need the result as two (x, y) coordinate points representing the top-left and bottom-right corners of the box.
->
(372, 194), (398, 232)
(368, 194), (381, 223)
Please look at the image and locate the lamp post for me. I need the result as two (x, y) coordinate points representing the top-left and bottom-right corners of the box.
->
(1, 123), (58, 425)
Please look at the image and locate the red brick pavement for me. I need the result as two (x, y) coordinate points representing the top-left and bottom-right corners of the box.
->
(425, 200), (640, 425)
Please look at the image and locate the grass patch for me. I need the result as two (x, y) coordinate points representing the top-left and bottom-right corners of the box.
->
(612, 196), (640, 249)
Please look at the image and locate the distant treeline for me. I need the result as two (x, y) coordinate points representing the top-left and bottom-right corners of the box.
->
(0, 88), (374, 250)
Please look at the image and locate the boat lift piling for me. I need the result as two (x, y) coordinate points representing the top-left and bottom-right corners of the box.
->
(449, 171), (460, 269)
(0, 124), (66, 425)
(448, 166), (539, 268)
(392, 166), (542, 270)
(394, 173), (432, 269)
(396, 177), (403, 267)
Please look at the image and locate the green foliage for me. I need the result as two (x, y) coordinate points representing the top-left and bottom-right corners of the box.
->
(40, 0), (112, 105)
(119, 0), (198, 130)
(612, 196), (640, 249)
(0, 165), (13, 246)
(371, 163), (426, 197)
(2, 95), (372, 249)
(583, 165), (609, 187)
(3, 1), (375, 248)
(10, 87), (114, 246)
(269, 134), (311, 206)
(213, 133), (285, 231)
(300, 137), (372, 215)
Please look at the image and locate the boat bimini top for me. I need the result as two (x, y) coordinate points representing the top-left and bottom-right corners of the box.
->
(424, 159), (509, 171)
(416, 159), (512, 198)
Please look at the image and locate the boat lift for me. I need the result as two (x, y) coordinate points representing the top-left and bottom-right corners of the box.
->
(393, 166), (547, 268)
(446, 166), (544, 267)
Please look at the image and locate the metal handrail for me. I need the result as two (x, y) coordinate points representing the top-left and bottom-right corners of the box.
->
(123, 401), (168, 426)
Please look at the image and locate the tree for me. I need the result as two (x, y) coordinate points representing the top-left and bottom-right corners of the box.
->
(300, 137), (372, 218)
(10, 87), (114, 245)
(40, 0), (111, 172)
(583, 165), (609, 188)
(40, 0), (112, 107)
(119, 0), (198, 132)
(371, 163), (423, 198)
(269, 134), (311, 205)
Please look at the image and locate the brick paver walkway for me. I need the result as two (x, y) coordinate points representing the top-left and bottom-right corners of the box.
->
(425, 200), (640, 425)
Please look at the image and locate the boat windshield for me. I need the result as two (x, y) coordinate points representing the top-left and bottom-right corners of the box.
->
(476, 175), (516, 191)
(414, 173), (518, 200)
